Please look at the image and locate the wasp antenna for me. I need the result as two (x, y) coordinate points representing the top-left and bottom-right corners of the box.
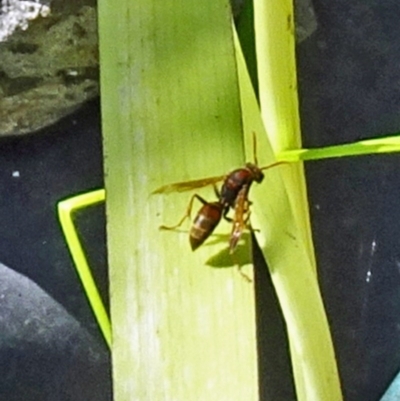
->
(260, 161), (288, 171)
(252, 131), (258, 166)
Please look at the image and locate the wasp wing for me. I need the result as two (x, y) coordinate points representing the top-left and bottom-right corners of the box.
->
(152, 175), (226, 195)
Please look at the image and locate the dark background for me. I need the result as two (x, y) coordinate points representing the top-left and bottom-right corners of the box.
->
(297, 2), (400, 401)
(0, 99), (106, 336)
(0, 99), (111, 401)
(254, 1), (400, 401)
(0, 1), (399, 401)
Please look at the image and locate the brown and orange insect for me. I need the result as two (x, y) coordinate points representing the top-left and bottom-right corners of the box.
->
(152, 133), (286, 251)
(156, 190), (228, 251)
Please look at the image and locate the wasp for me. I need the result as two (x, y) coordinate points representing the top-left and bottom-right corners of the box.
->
(152, 132), (286, 252)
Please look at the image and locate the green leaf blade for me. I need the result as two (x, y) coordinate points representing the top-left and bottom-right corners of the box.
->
(99, 1), (260, 400)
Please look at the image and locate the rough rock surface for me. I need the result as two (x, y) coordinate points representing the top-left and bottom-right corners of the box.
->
(0, 261), (111, 401)
(0, 0), (316, 137)
(0, 1), (98, 136)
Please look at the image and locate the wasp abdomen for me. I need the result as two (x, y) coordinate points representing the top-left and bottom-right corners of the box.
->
(190, 202), (223, 251)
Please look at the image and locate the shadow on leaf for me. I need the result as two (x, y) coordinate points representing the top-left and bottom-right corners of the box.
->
(205, 232), (253, 268)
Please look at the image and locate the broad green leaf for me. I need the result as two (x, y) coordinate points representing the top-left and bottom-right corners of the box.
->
(98, 0), (259, 400)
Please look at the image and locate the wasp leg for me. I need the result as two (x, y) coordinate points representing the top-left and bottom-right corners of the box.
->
(229, 207), (252, 254)
(245, 200), (259, 231)
(249, 226), (260, 233)
(222, 207), (233, 223)
(238, 265), (253, 283)
(244, 212), (259, 233)
(160, 194), (208, 230)
(230, 251), (253, 283)
(213, 183), (221, 199)
(248, 223), (260, 233)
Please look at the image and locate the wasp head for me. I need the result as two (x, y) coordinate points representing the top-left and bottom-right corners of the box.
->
(245, 163), (264, 183)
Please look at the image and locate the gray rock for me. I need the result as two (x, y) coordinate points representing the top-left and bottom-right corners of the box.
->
(0, 262), (111, 401)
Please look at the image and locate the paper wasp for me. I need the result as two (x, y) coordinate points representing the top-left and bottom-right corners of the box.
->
(152, 133), (286, 252)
